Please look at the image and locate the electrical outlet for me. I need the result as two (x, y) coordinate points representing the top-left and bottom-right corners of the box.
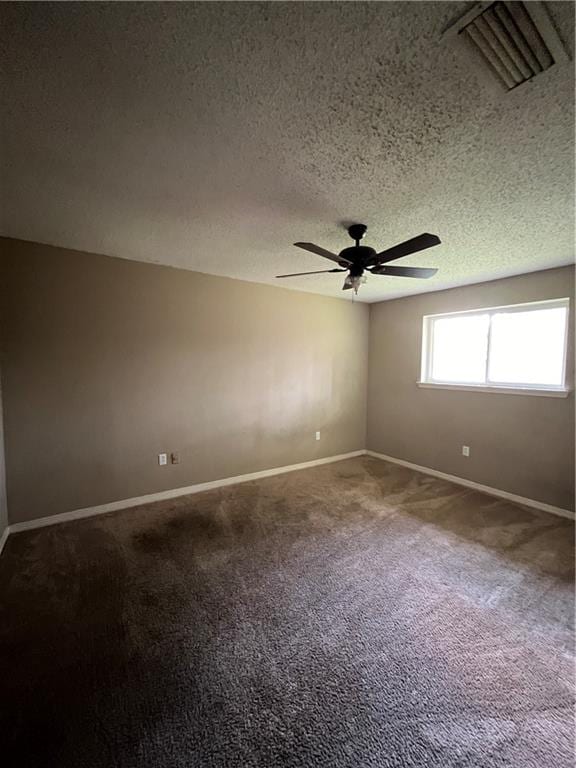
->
(171, 452), (180, 465)
(315, 431), (321, 441)
(158, 453), (167, 466)
(462, 445), (470, 457)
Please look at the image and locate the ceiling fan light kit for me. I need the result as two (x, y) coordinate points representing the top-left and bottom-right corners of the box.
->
(276, 224), (441, 295)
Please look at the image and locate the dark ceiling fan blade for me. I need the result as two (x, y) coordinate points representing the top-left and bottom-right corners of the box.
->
(370, 266), (438, 279)
(294, 242), (351, 265)
(367, 233), (441, 266)
(276, 268), (347, 278)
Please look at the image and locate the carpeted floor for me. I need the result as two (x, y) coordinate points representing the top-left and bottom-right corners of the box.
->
(1, 456), (574, 768)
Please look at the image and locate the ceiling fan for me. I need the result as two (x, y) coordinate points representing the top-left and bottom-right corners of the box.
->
(276, 224), (441, 294)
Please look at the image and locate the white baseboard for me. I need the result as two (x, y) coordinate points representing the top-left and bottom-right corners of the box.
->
(366, 450), (575, 520)
(3, 447), (572, 550)
(7, 450), (366, 536)
(0, 525), (9, 556)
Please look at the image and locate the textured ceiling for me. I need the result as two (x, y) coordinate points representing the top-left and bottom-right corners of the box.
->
(1, 2), (574, 302)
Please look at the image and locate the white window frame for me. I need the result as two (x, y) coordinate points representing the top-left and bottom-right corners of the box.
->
(419, 298), (570, 398)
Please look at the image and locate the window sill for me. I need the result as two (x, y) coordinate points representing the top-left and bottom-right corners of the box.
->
(417, 382), (570, 398)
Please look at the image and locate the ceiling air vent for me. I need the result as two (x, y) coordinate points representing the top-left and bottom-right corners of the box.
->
(443, 1), (570, 93)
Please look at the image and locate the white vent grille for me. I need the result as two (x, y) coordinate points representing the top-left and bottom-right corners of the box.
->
(462, 2), (555, 89)
(443, 1), (570, 94)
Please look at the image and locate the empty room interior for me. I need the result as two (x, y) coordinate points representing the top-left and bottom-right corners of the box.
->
(1, 2), (575, 767)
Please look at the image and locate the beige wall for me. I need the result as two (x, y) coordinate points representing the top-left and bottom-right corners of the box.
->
(0, 238), (368, 524)
(367, 266), (575, 511)
(1, 238), (573, 525)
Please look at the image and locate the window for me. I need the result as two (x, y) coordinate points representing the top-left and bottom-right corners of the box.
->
(420, 298), (570, 396)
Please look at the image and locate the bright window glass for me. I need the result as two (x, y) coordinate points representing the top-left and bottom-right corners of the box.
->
(422, 299), (569, 390)
(488, 307), (567, 386)
(430, 314), (489, 384)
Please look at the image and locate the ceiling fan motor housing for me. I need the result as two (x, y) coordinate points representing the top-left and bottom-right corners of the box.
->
(338, 245), (376, 273)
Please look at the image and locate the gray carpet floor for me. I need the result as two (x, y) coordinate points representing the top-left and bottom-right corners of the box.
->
(1, 456), (574, 768)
